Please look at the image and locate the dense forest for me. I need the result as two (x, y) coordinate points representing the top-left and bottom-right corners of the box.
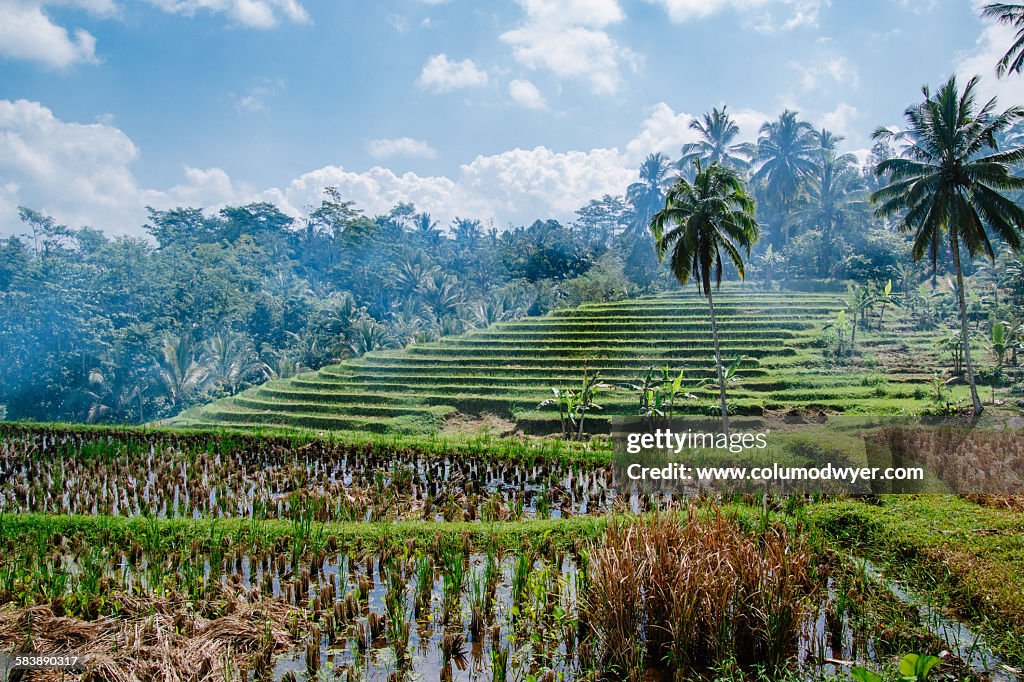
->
(3, 106), (1024, 424)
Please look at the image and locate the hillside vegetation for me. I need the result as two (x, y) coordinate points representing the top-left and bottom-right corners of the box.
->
(177, 287), (968, 435)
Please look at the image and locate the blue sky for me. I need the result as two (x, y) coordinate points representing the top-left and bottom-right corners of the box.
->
(0, 0), (1020, 235)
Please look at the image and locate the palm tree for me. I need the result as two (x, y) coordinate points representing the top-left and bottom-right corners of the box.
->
(626, 153), (674, 238)
(347, 316), (395, 356)
(394, 252), (438, 295)
(157, 334), (209, 407)
(679, 106), (756, 171)
(754, 110), (818, 243)
(83, 364), (145, 423)
(203, 333), (267, 395)
(982, 3), (1024, 76)
(421, 271), (464, 318)
(650, 161), (760, 431)
(412, 213), (442, 247)
(451, 217), (482, 252)
(789, 130), (868, 263)
(871, 75), (1024, 416)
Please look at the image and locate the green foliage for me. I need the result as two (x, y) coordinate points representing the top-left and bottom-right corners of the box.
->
(538, 368), (613, 440)
(851, 653), (940, 682)
(898, 654), (942, 681)
(558, 253), (637, 307)
(629, 365), (698, 428)
(850, 666), (882, 682)
(872, 74), (1024, 415)
(0, 193), (629, 424)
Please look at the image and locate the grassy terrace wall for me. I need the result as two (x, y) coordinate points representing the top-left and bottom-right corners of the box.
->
(176, 288), (944, 434)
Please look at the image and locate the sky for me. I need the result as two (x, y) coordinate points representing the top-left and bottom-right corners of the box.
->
(1, 0), (1022, 236)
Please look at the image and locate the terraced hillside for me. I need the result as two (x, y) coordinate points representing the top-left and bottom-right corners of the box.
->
(178, 288), (947, 433)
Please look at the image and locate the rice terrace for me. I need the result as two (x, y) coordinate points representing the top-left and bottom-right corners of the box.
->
(4, 1), (1024, 681)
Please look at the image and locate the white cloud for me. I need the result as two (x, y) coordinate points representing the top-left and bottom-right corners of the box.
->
(729, 108), (772, 141)
(513, 0), (624, 26)
(367, 137), (438, 160)
(164, 167), (239, 208)
(0, 98), (141, 226)
(0, 100), (766, 235)
(233, 79), (284, 112)
(623, 103), (699, 164)
(0, 0), (115, 68)
(252, 147), (635, 229)
(416, 54), (488, 92)
(820, 102), (860, 137)
(652, 0), (766, 22)
(508, 79), (546, 109)
(457, 146), (633, 222)
(651, 0), (826, 31)
(849, 147), (871, 167)
(775, 0), (826, 30)
(388, 13), (410, 32)
(793, 55), (859, 90)
(0, 0), (306, 69)
(956, 22), (1024, 106)
(500, 0), (637, 95)
(0, 99), (245, 234)
(623, 103), (769, 164)
(146, 0), (309, 28)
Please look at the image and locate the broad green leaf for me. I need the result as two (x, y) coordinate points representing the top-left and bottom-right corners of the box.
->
(898, 653), (941, 681)
(850, 667), (882, 682)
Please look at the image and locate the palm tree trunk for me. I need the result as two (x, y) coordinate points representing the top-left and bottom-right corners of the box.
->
(950, 234), (983, 416)
(707, 290), (729, 434)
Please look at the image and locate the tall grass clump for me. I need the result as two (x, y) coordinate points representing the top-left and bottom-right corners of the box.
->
(583, 510), (816, 677)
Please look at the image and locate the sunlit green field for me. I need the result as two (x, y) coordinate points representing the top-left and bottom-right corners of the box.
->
(175, 287), (999, 437)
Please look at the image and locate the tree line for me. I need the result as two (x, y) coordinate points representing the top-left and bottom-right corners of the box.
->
(6, 0), (1024, 424)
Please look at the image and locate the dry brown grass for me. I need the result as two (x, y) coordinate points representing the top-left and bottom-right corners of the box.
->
(0, 586), (300, 681)
(867, 425), (1024, 495)
(584, 510), (817, 677)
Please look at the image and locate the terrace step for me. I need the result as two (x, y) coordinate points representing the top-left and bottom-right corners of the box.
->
(185, 289), (879, 433)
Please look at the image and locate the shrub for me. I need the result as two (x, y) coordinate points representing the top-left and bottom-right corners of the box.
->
(584, 511), (816, 675)
(558, 253), (638, 308)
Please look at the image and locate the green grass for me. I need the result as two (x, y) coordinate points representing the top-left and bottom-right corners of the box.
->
(811, 496), (1024, 665)
(0, 511), (610, 553)
(166, 285), (1013, 434)
(181, 288), (921, 433)
(0, 421), (612, 463)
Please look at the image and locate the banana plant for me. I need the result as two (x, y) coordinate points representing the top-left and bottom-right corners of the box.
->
(822, 310), (852, 358)
(539, 368), (613, 440)
(845, 283), (873, 345)
(893, 261), (918, 297)
(874, 278), (899, 331)
(708, 357), (744, 389)
(982, 320), (1013, 403)
(913, 283), (943, 331)
(574, 368), (613, 440)
(985, 320), (1011, 370)
(937, 331), (964, 377)
(628, 365), (697, 429)
(538, 388), (578, 440)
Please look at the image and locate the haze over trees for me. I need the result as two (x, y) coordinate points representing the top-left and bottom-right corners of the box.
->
(6, 15), (1024, 425)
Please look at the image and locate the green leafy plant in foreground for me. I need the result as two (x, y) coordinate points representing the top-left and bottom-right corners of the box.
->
(851, 653), (941, 682)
